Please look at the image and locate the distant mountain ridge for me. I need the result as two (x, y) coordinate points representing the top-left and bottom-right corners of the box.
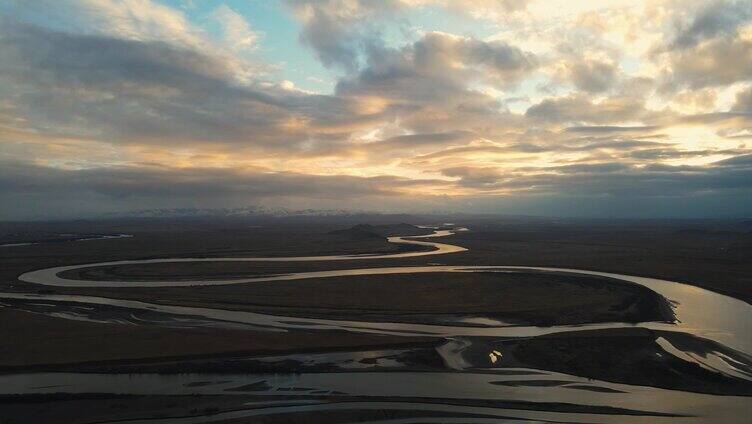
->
(103, 206), (372, 218)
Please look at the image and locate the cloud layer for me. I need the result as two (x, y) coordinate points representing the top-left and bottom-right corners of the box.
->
(0, 0), (751, 219)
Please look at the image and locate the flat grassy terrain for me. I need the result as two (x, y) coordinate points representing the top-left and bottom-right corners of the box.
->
(3, 217), (750, 303)
(440, 219), (752, 303)
(44, 272), (673, 326)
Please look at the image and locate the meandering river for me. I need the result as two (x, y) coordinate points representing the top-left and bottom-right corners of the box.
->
(1, 228), (751, 423)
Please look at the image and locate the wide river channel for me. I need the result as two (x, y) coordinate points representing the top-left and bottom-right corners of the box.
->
(1, 228), (750, 423)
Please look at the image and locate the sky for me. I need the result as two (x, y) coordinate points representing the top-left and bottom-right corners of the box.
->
(0, 0), (751, 219)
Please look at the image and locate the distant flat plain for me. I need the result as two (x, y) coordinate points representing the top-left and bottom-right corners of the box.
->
(1, 216), (750, 370)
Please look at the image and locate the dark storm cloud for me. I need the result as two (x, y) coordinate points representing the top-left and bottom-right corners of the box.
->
(292, 7), (364, 71)
(0, 16), (539, 162)
(0, 21), (300, 145)
(285, 0), (405, 71)
(438, 35), (539, 85)
(0, 20), (401, 153)
(287, 0), (538, 76)
(332, 32), (535, 136)
(671, 0), (752, 49)
(568, 59), (618, 93)
(0, 160), (442, 220)
(657, 1), (752, 92)
(439, 153), (752, 196)
(663, 37), (752, 89)
(0, 160), (440, 201)
(336, 32), (537, 103)
(525, 95), (646, 125)
(1, 22), (236, 93)
(0, 13), (527, 167)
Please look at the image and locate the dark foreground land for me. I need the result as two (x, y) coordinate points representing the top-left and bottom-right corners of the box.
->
(0, 216), (751, 422)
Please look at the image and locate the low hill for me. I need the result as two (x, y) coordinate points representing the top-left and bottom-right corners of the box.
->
(328, 223), (431, 240)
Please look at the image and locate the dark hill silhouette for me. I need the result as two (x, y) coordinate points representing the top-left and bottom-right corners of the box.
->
(328, 223), (430, 240)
